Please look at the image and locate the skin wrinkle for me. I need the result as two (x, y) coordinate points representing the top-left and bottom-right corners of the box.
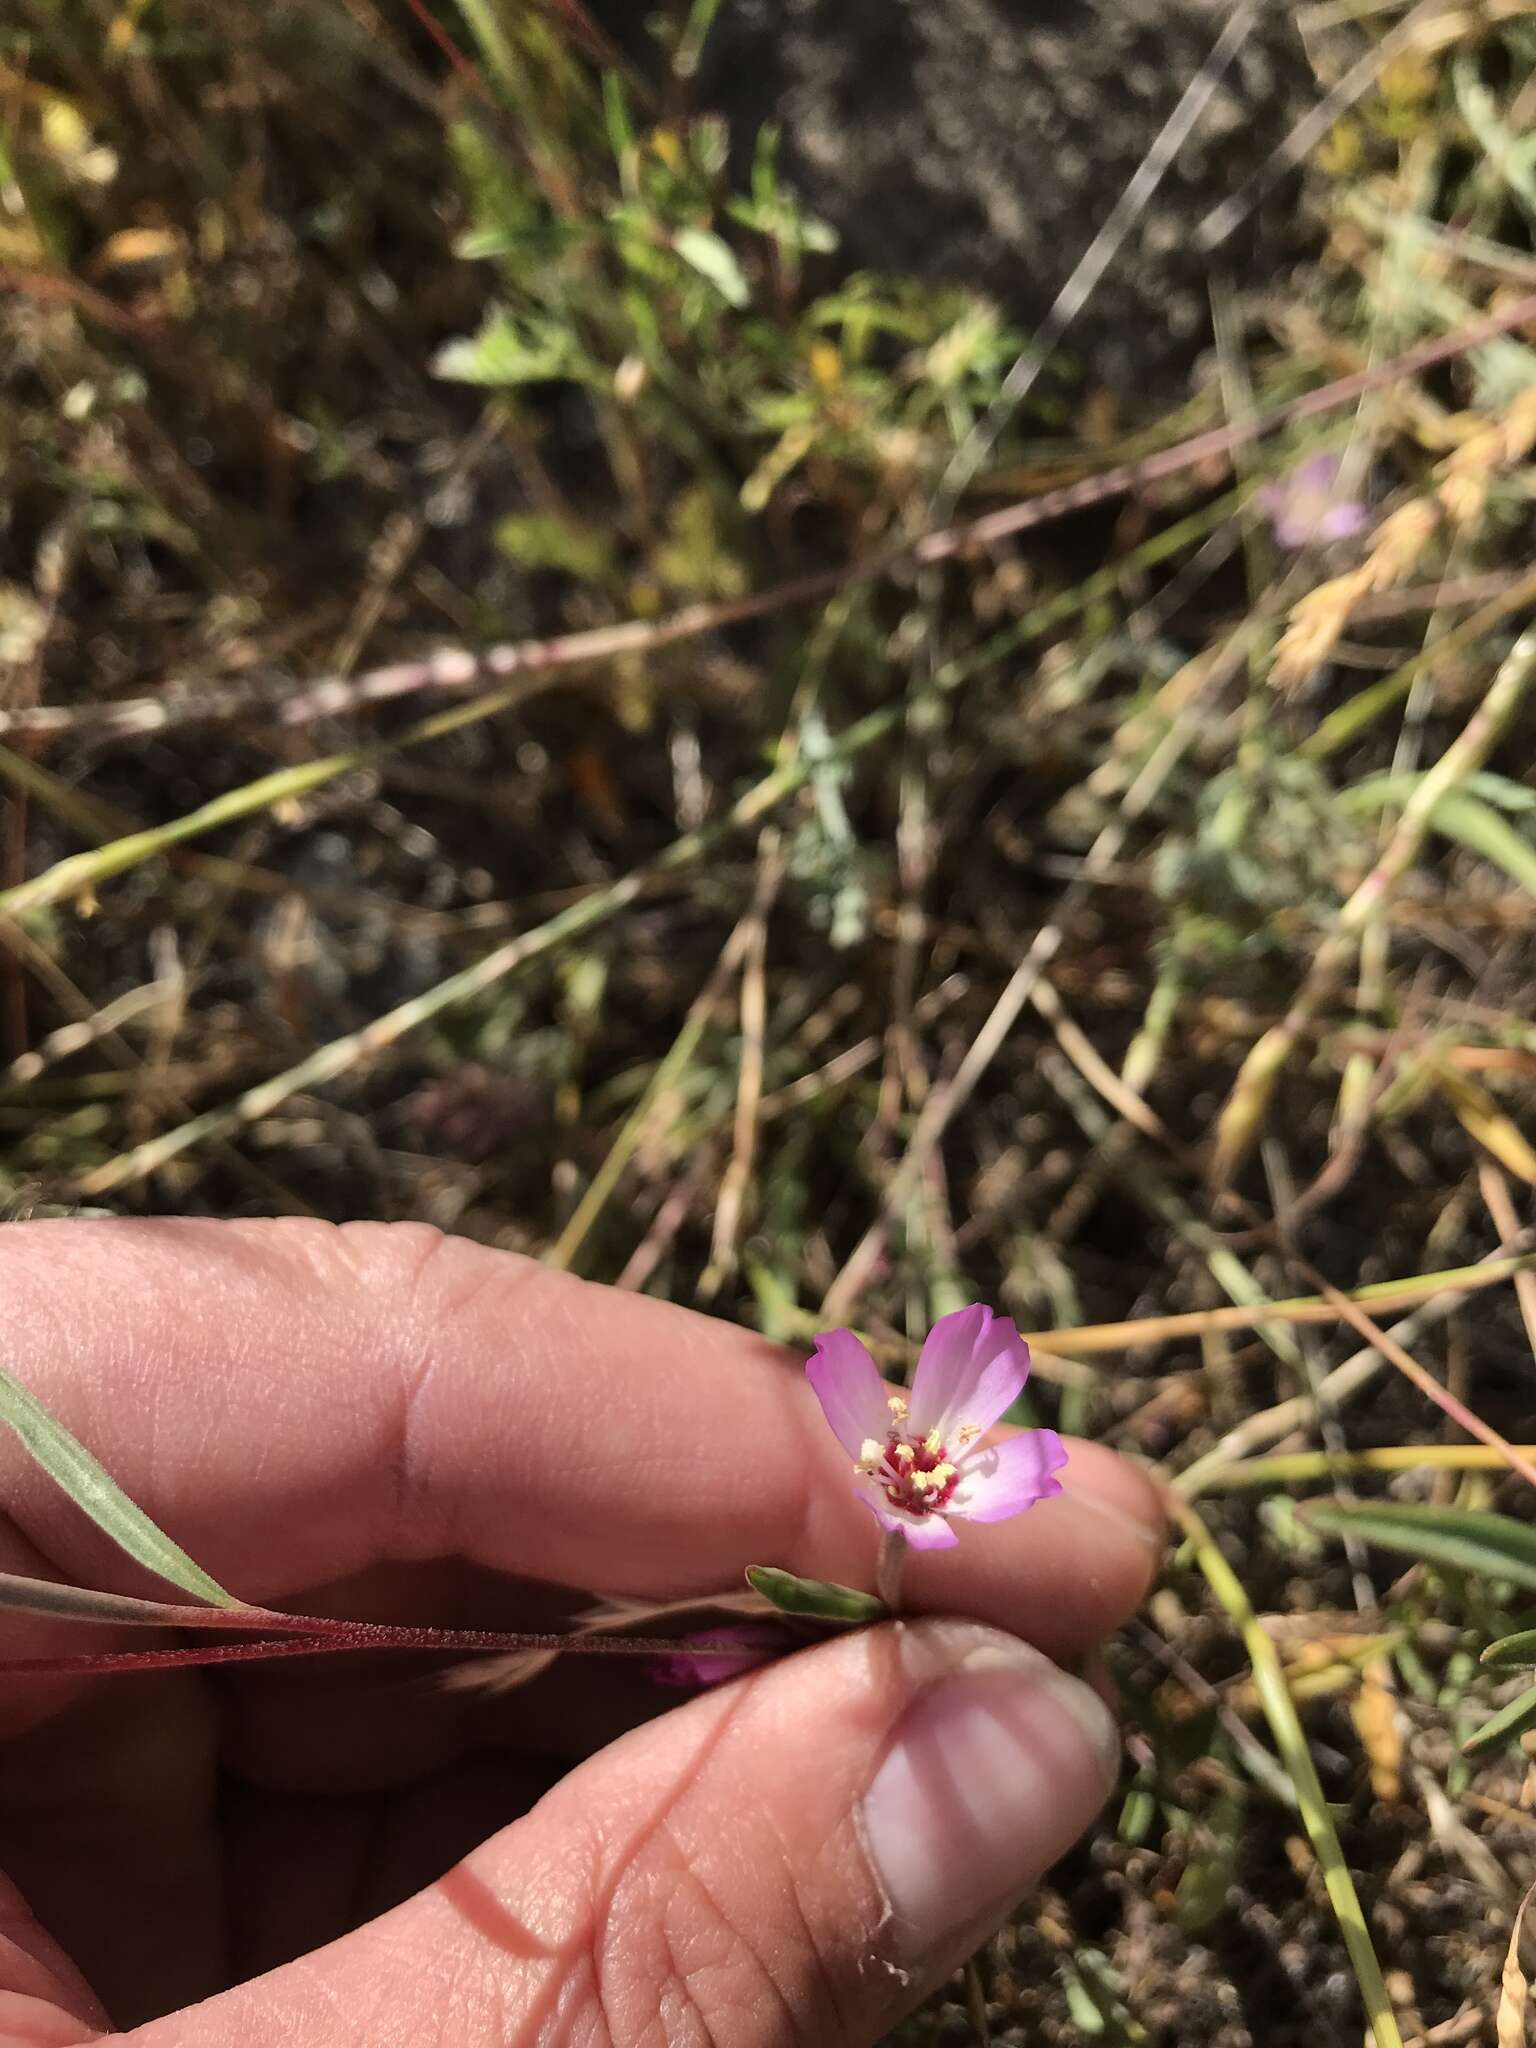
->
(551, 1689), (772, 2047)
(652, 1839), (795, 2048)
(583, 1672), (885, 2048)
(763, 1787), (872, 2042)
(385, 1228), (475, 1561)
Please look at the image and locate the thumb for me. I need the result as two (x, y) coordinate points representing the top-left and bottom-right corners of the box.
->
(134, 1620), (1120, 2048)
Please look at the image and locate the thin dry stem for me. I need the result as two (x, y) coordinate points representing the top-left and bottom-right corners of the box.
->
(1214, 623), (1536, 1183)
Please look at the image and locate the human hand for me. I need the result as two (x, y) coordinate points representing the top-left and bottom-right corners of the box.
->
(0, 1218), (1162, 2045)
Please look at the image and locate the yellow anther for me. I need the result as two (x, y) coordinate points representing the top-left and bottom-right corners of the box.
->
(892, 1442), (916, 1465)
(887, 1394), (909, 1419)
(956, 1423), (981, 1446)
(931, 1462), (957, 1488)
(857, 1438), (885, 1471)
(924, 1428), (944, 1457)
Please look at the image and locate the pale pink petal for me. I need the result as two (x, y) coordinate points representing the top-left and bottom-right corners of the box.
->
(896, 1512), (961, 1551)
(807, 1327), (891, 1458)
(951, 1429), (1068, 1523)
(1293, 452), (1343, 493)
(1318, 500), (1369, 541)
(908, 1305), (1031, 1442)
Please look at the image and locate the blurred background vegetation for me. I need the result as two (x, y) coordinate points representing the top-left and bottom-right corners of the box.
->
(5, 1), (1536, 2040)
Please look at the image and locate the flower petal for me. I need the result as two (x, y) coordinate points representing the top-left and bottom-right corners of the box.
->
(807, 1327), (891, 1459)
(951, 1429), (1068, 1523)
(908, 1305), (1031, 1442)
(1318, 500), (1369, 542)
(650, 1623), (789, 1689)
(1293, 451), (1343, 493)
(854, 1482), (961, 1549)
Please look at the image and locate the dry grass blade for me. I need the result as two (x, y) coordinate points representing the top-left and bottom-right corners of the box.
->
(1498, 1879), (1536, 2048)
(1034, 1251), (1536, 1355)
(821, 703), (1203, 1323)
(1191, 1443), (1536, 1490)
(1173, 1237), (1533, 1493)
(1480, 1164), (1536, 1360)
(1214, 624), (1536, 1183)
(1302, 1267), (1536, 1493)
(71, 716), (894, 1195)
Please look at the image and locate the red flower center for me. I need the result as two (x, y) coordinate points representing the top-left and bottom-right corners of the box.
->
(871, 1428), (960, 1517)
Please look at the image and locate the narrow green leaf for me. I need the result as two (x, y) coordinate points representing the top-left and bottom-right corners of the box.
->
(1342, 778), (1536, 896)
(0, 1367), (239, 1606)
(0, 1571), (231, 1627)
(745, 1565), (886, 1624)
(1305, 1501), (1536, 1591)
(1173, 1497), (1404, 2048)
(1463, 1680), (1536, 1757)
(1427, 793), (1536, 900)
(1482, 1630), (1536, 1670)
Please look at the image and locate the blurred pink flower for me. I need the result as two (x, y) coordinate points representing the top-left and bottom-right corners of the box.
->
(807, 1306), (1067, 1551)
(1258, 452), (1369, 550)
(649, 1623), (789, 1689)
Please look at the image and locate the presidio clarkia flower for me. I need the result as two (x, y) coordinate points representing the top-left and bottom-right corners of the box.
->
(1257, 452), (1369, 551)
(807, 1305), (1067, 1550)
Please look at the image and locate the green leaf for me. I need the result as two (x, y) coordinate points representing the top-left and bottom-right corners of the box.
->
(432, 309), (584, 387)
(1482, 1629), (1536, 1670)
(493, 511), (615, 581)
(1341, 778), (1536, 898)
(0, 1366), (238, 1606)
(672, 227), (749, 307)
(745, 1565), (886, 1624)
(1305, 1500), (1536, 1590)
(1427, 793), (1536, 900)
(1463, 1679), (1536, 1757)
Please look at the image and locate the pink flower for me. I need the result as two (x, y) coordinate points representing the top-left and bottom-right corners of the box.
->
(649, 1623), (789, 1689)
(807, 1306), (1067, 1551)
(1257, 452), (1369, 551)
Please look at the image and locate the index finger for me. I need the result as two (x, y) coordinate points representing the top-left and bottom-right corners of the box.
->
(0, 1218), (1161, 1660)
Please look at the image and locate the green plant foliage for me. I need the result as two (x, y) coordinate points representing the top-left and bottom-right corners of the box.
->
(0, 1367), (237, 1606)
(1462, 1680), (1536, 1758)
(745, 1565), (886, 1624)
(1304, 1501), (1536, 1592)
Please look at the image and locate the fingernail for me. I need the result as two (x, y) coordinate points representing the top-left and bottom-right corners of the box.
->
(861, 1622), (1120, 1963)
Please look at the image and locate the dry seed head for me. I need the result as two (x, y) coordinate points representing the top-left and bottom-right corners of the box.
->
(1438, 470), (1489, 526)
(1503, 384), (1536, 466)
(1361, 497), (1439, 589)
(1271, 569), (1371, 689)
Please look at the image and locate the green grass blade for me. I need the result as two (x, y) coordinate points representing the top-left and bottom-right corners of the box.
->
(0, 1367), (238, 1606)
(1462, 1680), (1536, 1757)
(1172, 1497), (1404, 2048)
(1305, 1501), (1536, 1591)
(1426, 791), (1536, 899)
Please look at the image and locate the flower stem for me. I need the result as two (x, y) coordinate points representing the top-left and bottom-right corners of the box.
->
(875, 1530), (907, 1612)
